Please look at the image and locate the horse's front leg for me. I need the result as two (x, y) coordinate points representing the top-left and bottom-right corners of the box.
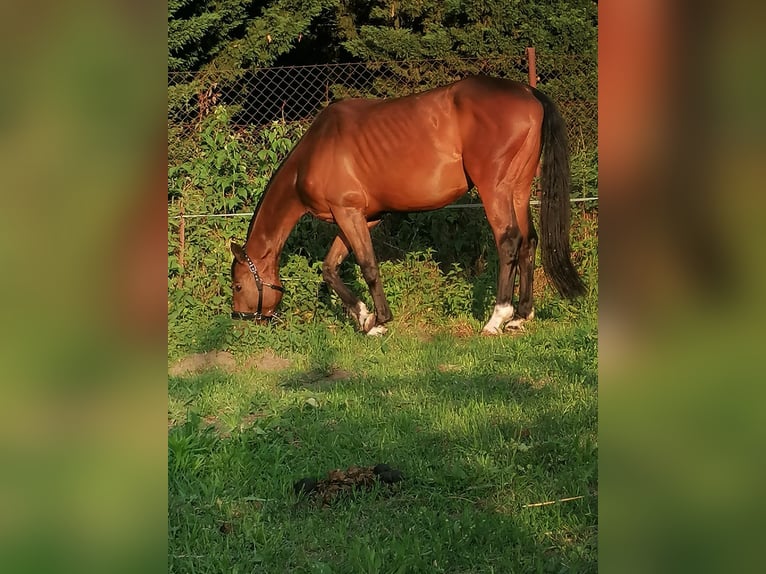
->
(322, 219), (390, 334)
(322, 233), (375, 332)
(329, 207), (392, 335)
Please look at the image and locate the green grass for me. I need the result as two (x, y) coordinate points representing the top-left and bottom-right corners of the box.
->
(169, 206), (598, 572)
(168, 302), (597, 573)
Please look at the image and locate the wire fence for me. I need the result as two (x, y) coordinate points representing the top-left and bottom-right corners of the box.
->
(172, 197), (600, 220)
(168, 51), (596, 154)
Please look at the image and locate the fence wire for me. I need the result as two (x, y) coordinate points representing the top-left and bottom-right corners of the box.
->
(171, 197), (599, 221)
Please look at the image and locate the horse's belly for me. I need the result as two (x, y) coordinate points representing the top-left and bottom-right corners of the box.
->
(370, 157), (468, 212)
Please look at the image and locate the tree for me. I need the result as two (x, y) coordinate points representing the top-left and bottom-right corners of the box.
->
(169, 0), (340, 74)
(169, 0), (597, 73)
(169, 0), (253, 73)
(338, 0), (597, 61)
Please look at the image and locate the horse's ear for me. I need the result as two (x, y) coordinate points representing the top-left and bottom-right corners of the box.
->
(230, 242), (247, 263)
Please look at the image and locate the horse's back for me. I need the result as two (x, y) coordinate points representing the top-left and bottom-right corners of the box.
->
(292, 76), (542, 218)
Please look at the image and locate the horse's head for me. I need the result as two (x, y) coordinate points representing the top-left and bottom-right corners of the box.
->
(230, 242), (284, 322)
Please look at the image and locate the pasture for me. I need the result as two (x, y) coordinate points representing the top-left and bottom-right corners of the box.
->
(168, 208), (597, 573)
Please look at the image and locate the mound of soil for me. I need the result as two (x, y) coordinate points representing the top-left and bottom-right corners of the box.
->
(294, 464), (404, 505)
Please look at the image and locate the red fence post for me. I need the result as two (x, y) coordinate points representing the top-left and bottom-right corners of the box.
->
(527, 47), (537, 87)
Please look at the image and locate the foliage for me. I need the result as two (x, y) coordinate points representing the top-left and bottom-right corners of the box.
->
(340, 0), (597, 61)
(168, 0), (597, 74)
(169, 106), (303, 209)
(169, 0), (232, 73)
(168, 108), (306, 332)
(169, 0), (341, 74)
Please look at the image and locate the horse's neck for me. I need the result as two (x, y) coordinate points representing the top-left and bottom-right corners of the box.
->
(245, 173), (305, 278)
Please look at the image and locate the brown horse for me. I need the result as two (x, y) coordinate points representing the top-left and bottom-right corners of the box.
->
(231, 75), (585, 335)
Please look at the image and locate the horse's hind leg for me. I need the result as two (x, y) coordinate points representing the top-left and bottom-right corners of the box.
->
(481, 214), (522, 334)
(472, 169), (538, 334)
(322, 221), (381, 333)
(468, 177), (519, 334)
(329, 207), (392, 335)
(507, 205), (538, 330)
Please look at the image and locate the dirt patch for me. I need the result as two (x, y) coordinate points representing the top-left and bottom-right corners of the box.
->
(242, 349), (292, 372)
(284, 367), (353, 389)
(200, 411), (268, 438)
(169, 351), (237, 376)
(306, 368), (353, 387)
(322, 368), (352, 381)
(449, 320), (477, 338)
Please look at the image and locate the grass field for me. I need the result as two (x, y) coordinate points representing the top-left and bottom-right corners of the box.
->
(168, 282), (597, 573)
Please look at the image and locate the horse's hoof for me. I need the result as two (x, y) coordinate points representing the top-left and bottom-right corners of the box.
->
(505, 310), (534, 331)
(367, 325), (388, 337)
(481, 327), (500, 336)
(362, 315), (377, 333)
(353, 302), (377, 332)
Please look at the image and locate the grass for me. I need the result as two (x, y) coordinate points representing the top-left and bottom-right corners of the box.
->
(169, 206), (598, 572)
(168, 298), (597, 573)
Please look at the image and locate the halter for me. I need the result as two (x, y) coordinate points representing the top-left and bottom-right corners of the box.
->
(231, 251), (285, 321)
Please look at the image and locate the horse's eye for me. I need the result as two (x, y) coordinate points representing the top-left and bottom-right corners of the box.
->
(234, 284), (242, 292)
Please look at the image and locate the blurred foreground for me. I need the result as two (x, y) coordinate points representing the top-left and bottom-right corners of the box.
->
(0, 1), (166, 572)
(600, 1), (766, 572)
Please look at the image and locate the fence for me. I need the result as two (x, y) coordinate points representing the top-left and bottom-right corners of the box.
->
(168, 51), (597, 154)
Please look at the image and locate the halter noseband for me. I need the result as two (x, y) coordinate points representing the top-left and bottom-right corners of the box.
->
(231, 251), (285, 321)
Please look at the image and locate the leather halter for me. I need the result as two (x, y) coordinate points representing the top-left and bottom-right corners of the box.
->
(231, 251), (284, 321)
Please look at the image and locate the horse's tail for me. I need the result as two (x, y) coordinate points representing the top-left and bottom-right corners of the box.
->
(531, 87), (586, 299)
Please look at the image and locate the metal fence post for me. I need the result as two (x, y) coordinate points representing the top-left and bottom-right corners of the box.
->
(178, 199), (185, 288)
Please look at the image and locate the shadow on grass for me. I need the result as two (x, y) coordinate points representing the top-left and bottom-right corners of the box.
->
(169, 317), (597, 573)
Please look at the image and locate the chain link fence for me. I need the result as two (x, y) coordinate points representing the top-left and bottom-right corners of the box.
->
(168, 52), (596, 154)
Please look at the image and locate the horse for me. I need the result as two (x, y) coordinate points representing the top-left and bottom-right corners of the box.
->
(230, 75), (585, 335)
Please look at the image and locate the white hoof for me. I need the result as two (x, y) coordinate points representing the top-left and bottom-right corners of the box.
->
(482, 303), (514, 334)
(354, 302), (376, 332)
(367, 325), (388, 337)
